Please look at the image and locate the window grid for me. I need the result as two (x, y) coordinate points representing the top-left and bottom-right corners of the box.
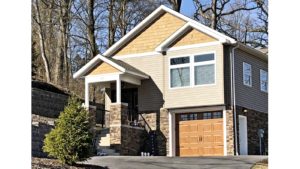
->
(260, 69), (268, 92)
(169, 52), (216, 89)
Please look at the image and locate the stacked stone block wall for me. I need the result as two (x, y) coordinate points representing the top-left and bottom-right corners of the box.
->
(226, 110), (235, 155)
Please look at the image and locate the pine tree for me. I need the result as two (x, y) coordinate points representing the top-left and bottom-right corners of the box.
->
(43, 96), (93, 165)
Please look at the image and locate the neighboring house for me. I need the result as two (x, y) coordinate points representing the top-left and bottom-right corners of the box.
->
(73, 5), (268, 157)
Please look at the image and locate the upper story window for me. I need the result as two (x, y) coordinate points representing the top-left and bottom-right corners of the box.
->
(243, 62), (252, 87)
(170, 56), (190, 88)
(169, 53), (216, 88)
(194, 54), (215, 85)
(260, 69), (268, 92)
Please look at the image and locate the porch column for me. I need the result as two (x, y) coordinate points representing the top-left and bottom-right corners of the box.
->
(85, 80), (89, 108)
(116, 75), (121, 104)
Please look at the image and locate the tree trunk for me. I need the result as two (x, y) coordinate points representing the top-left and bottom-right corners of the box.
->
(33, 0), (51, 82)
(120, 0), (127, 37)
(211, 0), (217, 30)
(108, 0), (115, 47)
(87, 0), (98, 58)
(168, 0), (182, 12)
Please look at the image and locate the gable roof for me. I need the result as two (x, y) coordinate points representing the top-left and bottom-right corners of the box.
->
(73, 54), (149, 79)
(102, 5), (236, 58)
(74, 5), (267, 79)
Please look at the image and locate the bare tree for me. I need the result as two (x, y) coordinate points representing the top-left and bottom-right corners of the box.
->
(32, 0), (51, 82)
(167, 0), (182, 12)
(87, 0), (99, 58)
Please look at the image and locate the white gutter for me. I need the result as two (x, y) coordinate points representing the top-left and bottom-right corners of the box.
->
(231, 43), (239, 155)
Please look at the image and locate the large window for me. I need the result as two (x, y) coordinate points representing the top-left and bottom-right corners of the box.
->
(169, 53), (216, 88)
(243, 62), (252, 87)
(260, 69), (268, 92)
(170, 57), (190, 87)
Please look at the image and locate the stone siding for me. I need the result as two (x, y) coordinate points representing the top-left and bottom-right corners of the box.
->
(139, 112), (158, 130)
(226, 110), (235, 155)
(32, 115), (55, 158)
(120, 127), (147, 155)
(157, 108), (169, 156)
(236, 106), (268, 155)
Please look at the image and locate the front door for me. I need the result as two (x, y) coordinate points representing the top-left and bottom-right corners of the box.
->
(176, 112), (224, 156)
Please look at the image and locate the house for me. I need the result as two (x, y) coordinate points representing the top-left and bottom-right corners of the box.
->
(73, 5), (268, 157)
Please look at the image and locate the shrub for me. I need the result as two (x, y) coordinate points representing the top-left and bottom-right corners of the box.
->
(43, 96), (93, 165)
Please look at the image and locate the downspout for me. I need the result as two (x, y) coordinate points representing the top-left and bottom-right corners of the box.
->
(230, 43), (239, 155)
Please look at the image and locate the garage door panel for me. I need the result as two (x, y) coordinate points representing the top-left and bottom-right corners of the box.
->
(176, 112), (224, 156)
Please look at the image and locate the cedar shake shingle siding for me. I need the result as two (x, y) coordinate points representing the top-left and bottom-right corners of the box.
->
(114, 12), (186, 56)
(170, 28), (217, 47)
(234, 49), (268, 113)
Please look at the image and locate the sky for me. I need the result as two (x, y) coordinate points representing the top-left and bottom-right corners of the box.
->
(180, 0), (196, 18)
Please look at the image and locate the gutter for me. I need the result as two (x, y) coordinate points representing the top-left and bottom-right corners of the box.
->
(230, 43), (239, 155)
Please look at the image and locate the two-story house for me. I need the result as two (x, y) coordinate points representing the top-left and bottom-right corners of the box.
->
(73, 5), (268, 157)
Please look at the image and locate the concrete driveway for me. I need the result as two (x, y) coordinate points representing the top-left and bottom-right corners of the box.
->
(82, 156), (267, 169)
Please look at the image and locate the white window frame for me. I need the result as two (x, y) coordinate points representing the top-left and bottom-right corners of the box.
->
(243, 62), (252, 87)
(169, 51), (216, 89)
(260, 69), (268, 93)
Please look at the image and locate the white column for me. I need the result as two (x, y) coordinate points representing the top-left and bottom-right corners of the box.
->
(85, 80), (89, 108)
(116, 75), (121, 104)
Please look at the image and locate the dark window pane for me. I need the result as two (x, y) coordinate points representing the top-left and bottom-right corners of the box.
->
(203, 112), (212, 119)
(213, 112), (222, 119)
(195, 54), (214, 62)
(171, 57), (190, 65)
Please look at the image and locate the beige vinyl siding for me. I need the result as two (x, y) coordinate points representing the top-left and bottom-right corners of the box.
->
(164, 44), (225, 108)
(88, 62), (120, 75)
(117, 55), (164, 111)
(234, 49), (268, 113)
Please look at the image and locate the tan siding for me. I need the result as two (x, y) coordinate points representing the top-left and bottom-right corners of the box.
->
(114, 12), (186, 56)
(164, 44), (225, 108)
(115, 54), (164, 111)
(170, 28), (217, 47)
(234, 49), (268, 113)
(88, 62), (120, 75)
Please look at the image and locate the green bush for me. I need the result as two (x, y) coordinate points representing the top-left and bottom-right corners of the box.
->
(43, 96), (93, 165)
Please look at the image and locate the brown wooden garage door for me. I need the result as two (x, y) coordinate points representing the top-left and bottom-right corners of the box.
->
(176, 112), (224, 156)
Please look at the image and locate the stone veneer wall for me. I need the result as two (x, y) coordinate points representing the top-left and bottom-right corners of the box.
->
(120, 127), (147, 155)
(32, 115), (55, 157)
(109, 103), (146, 155)
(226, 110), (235, 155)
(157, 108), (169, 156)
(138, 112), (158, 130)
(236, 106), (268, 155)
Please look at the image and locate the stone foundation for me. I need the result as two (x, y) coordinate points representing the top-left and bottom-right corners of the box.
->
(226, 110), (235, 155)
(109, 103), (146, 155)
(236, 106), (268, 155)
(157, 108), (169, 156)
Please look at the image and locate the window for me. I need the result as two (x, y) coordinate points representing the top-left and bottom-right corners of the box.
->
(203, 112), (212, 119)
(169, 53), (215, 88)
(213, 112), (222, 119)
(260, 69), (268, 92)
(243, 62), (252, 86)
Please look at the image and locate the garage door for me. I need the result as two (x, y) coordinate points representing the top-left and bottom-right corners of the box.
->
(176, 111), (224, 156)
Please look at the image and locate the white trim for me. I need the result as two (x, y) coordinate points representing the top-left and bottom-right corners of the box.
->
(223, 109), (227, 156)
(113, 51), (160, 59)
(155, 22), (228, 52)
(168, 111), (175, 157)
(116, 76), (121, 104)
(85, 80), (89, 109)
(85, 73), (122, 83)
(166, 41), (221, 52)
(168, 51), (217, 89)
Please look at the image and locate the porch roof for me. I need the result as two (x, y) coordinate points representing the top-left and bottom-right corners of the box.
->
(73, 54), (149, 79)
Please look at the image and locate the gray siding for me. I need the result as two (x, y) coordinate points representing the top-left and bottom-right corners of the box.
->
(234, 49), (268, 113)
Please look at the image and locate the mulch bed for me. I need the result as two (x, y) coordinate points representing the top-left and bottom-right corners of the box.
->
(251, 159), (268, 169)
(32, 157), (107, 169)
